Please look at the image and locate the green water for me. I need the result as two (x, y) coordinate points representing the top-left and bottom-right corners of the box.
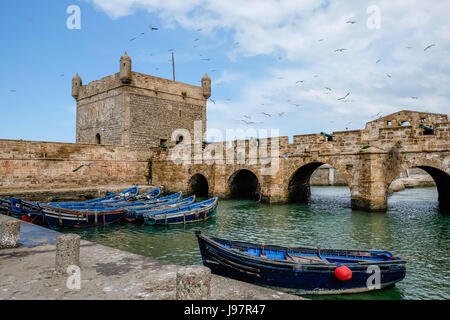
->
(64, 187), (450, 300)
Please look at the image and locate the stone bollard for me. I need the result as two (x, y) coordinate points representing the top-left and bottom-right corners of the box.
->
(55, 234), (80, 274)
(176, 265), (212, 300)
(0, 219), (21, 249)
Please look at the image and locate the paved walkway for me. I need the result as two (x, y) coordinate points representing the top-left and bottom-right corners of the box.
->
(0, 215), (304, 300)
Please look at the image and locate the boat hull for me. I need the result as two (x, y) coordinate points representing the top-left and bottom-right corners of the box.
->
(196, 233), (406, 294)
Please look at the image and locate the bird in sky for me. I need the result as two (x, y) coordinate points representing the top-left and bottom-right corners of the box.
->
(376, 59), (381, 63)
(10, 90), (16, 93)
(130, 37), (136, 41)
(60, 74), (65, 77)
(292, 104), (303, 107)
(424, 44), (436, 51)
(371, 112), (382, 118)
(149, 26), (159, 31)
(261, 112), (272, 117)
(325, 87), (332, 91)
(243, 115), (251, 119)
(277, 77), (284, 79)
(296, 80), (305, 84)
(278, 112), (285, 117)
(411, 96), (419, 100)
(196, 28), (203, 32)
(337, 92), (350, 100)
(194, 38), (200, 41)
(346, 20), (356, 24)
(406, 46), (413, 49)
(209, 98), (216, 104)
(73, 163), (107, 172)
(201, 58), (211, 61)
(335, 48), (347, 52)
(387, 74), (392, 78)
(280, 153), (293, 160)
(318, 39), (324, 42)
(241, 120), (256, 125)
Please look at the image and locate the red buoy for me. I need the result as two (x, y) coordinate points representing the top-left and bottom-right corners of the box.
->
(335, 265), (352, 281)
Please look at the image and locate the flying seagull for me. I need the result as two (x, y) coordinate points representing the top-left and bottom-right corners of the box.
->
(278, 112), (285, 117)
(424, 44), (436, 51)
(346, 20), (357, 24)
(209, 98), (216, 104)
(406, 46), (413, 49)
(335, 48), (347, 52)
(376, 59), (381, 64)
(280, 153), (293, 160)
(196, 28), (203, 32)
(296, 80), (305, 84)
(411, 97), (419, 100)
(130, 37), (136, 41)
(149, 26), (159, 31)
(337, 92), (350, 101)
(261, 112), (272, 117)
(243, 115), (251, 119)
(73, 163), (107, 173)
(325, 87), (332, 91)
(387, 74), (392, 78)
(318, 39), (324, 42)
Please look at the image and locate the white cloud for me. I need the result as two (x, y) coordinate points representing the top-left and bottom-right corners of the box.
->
(88, 0), (450, 135)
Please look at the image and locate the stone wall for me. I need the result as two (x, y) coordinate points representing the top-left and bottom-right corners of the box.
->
(0, 139), (151, 193)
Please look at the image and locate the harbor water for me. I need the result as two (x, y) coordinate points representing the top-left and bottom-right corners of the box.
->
(63, 186), (450, 300)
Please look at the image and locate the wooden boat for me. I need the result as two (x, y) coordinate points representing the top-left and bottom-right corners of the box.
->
(195, 232), (407, 295)
(44, 186), (140, 207)
(142, 197), (218, 225)
(124, 195), (196, 223)
(48, 190), (179, 210)
(40, 205), (128, 229)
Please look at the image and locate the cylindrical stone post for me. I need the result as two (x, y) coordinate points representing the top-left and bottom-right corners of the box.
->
(0, 219), (21, 249)
(55, 234), (80, 274)
(176, 266), (211, 300)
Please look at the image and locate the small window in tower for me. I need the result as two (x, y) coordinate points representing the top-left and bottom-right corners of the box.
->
(176, 135), (184, 145)
(95, 134), (101, 145)
(179, 110), (182, 118)
(387, 121), (392, 126)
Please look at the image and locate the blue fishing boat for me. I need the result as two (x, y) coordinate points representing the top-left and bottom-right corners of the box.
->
(40, 205), (128, 229)
(44, 186), (140, 207)
(124, 195), (196, 223)
(46, 189), (174, 211)
(195, 232), (406, 294)
(142, 197), (218, 225)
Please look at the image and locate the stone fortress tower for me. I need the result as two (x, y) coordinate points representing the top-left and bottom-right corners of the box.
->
(72, 53), (211, 150)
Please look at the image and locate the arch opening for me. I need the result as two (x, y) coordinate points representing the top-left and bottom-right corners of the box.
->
(95, 133), (101, 145)
(227, 169), (261, 200)
(189, 174), (209, 197)
(288, 162), (350, 203)
(389, 166), (449, 211)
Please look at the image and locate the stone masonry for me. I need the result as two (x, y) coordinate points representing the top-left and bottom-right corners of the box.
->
(0, 54), (448, 213)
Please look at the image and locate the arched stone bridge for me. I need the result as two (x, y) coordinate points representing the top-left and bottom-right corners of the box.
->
(151, 110), (450, 212)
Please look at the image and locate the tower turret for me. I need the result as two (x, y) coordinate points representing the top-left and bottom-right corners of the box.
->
(201, 73), (211, 100)
(72, 73), (82, 100)
(120, 52), (132, 84)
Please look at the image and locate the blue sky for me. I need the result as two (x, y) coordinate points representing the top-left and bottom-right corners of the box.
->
(1, 0), (449, 143)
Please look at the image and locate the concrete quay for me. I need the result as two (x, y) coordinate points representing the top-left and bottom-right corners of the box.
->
(0, 215), (303, 300)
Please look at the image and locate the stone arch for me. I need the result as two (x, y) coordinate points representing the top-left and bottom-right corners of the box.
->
(227, 169), (261, 200)
(95, 133), (101, 145)
(287, 161), (351, 203)
(386, 159), (450, 211)
(188, 174), (209, 197)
